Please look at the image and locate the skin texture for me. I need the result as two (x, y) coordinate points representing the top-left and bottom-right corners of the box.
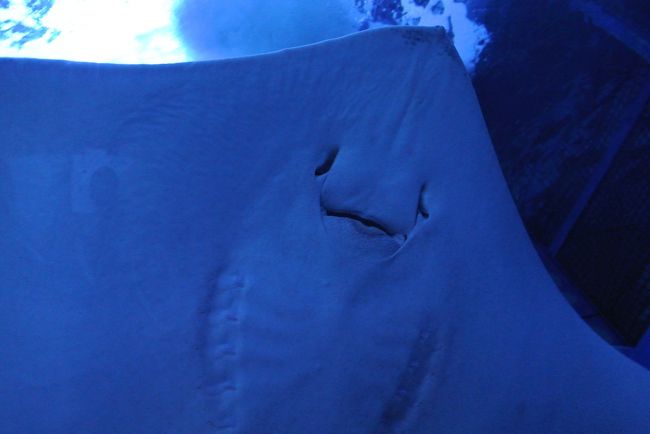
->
(1, 27), (649, 434)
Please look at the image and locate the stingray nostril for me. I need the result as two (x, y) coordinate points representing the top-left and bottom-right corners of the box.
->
(418, 185), (430, 219)
(314, 148), (339, 176)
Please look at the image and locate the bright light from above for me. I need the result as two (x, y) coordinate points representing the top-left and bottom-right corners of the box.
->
(0, 0), (489, 69)
(0, 0), (187, 63)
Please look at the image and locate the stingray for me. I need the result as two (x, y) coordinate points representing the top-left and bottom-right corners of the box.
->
(0, 27), (648, 434)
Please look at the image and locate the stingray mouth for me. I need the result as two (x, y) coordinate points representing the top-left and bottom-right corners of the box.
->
(325, 209), (393, 235)
(322, 207), (407, 244)
(314, 150), (407, 245)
